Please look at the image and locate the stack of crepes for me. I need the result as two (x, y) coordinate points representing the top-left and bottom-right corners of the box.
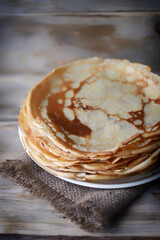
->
(18, 57), (160, 181)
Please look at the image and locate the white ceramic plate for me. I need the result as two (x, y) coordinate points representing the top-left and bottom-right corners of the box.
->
(18, 127), (160, 189)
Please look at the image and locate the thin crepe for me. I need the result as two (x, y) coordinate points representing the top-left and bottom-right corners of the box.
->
(19, 57), (160, 181)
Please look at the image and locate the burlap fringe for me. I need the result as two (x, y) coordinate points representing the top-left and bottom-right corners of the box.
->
(0, 157), (105, 232)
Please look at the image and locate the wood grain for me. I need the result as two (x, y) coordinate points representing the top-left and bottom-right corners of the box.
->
(0, 0), (160, 15)
(0, 235), (160, 240)
(0, 75), (43, 121)
(0, 14), (160, 76)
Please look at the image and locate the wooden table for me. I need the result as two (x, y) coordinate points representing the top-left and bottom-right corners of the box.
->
(0, 1), (160, 239)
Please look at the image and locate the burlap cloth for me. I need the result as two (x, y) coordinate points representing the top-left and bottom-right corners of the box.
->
(0, 154), (148, 232)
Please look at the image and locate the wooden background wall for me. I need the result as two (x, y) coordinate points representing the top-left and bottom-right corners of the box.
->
(0, 1), (160, 76)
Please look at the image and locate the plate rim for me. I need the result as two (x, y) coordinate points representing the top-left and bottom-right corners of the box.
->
(18, 127), (160, 189)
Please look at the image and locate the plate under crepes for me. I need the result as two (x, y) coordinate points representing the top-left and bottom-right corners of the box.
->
(18, 127), (160, 189)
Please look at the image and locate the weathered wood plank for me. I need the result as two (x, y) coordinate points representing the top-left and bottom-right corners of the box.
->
(0, 0), (160, 15)
(1, 14), (160, 76)
(0, 235), (159, 240)
(0, 122), (23, 160)
(0, 122), (160, 236)
(0, 75), (43, 121)
(1, 14), (160, 73)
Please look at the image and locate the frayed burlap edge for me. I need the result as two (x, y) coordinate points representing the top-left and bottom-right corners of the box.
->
(0, 154), (151, 232)
(0, 156), (106, 232)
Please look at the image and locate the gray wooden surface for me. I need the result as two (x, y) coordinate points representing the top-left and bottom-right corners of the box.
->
(0, 2), (160, 238)
(0, 236), (160, 240)
(1, 0), (160, 14)
(1, 14), (160, 75)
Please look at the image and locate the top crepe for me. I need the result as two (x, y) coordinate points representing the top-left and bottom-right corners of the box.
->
(24, 57), (160, 157)
(18, 57), (160, 181)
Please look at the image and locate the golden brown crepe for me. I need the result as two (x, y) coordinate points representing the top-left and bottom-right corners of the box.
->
(19, 57), (160, 181)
